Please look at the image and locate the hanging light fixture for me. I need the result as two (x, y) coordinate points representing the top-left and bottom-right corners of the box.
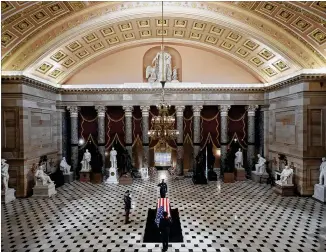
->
(148, 1), (179, 144)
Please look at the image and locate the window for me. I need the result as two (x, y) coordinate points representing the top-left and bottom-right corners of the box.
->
(154, 152), (171, 166)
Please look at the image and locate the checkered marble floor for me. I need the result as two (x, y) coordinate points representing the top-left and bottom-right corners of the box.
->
(2, 170), (326, 252)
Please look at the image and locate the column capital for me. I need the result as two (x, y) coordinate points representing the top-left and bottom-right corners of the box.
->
(123, 106), (133, 117)
(192, 105), (203, 116)
(175, 106), (185, 117)
(140, 106), (150, 117)
(67, 106), (79, 117)
(95, 105), (106, 117)
(246, 105), (259, 116)
(219, 105), (231, 116)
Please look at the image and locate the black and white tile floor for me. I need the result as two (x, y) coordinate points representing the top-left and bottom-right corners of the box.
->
(2, 170), (326, 252)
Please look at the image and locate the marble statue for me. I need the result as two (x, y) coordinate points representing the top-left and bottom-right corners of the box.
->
(234, 148), (243, 169)
(35, 163), (54, 186)
(319, 157), (326, 186)
(146, 47), (172, 82)
(276, 165), (293, 186)
(172, 67), (178, 81)
(1, 159), (16, 203)
(1, 159), (9, 193)
(145, 66), (157, 83)
(255, 154), (266, 174)
(110, 147), (117, 168)
(80, 149), (92, 172)
(313, 157), (326, 202)
(60, 157), (71, 174)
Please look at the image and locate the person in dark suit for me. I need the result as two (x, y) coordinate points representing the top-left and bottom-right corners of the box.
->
(159, 211), (172, 252)
(157, 179), (168, 198)
(124, 190), (131, 224)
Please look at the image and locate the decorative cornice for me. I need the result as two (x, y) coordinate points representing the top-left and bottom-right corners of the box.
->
(265, 73), (326, 91)
(1, 75), (58, 93)
(1, 73), (325, 94)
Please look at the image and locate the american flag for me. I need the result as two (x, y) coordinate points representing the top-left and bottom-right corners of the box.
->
(155, 198), (170, 226)
(155, 206), (164, 226)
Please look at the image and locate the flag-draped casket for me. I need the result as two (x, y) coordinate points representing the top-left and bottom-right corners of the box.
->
(155, 198), (171, 226)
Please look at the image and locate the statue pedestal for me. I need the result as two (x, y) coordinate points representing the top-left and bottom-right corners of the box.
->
(223, 172), (235, 183)
(313, 184), (326, 203)
(33, 183), (56, 198)
(252, 171), (269, 183)
(273, 183), (295, 196)
(105, 167), (119, 184)
(140, 167), (149, 180)
(119, 173), (133, 185)
(1, 188), (16, 204)
(91, 173), (102, 184)
(80, 171), (91, 182)
(235, 168), (246, 181)
(63, 172), (74, 183)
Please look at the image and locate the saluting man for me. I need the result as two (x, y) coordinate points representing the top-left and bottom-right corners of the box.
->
(157, 179), (168, 198)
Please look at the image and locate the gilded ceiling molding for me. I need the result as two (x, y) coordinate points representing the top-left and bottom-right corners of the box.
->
(2, 1), (324, 75)
(230, 1), (326, 65)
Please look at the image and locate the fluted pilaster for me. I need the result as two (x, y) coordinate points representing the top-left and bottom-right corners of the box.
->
(247, 105), (258, 176)
(96, 106), (106, 176)
(219, 105), (231, 175)
(67, 106), (79, 179)
(140, 106), (150, 167)
(176, 106), (185, 175)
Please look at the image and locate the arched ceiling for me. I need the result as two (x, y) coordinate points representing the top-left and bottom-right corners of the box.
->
(1, 1), (326, 84)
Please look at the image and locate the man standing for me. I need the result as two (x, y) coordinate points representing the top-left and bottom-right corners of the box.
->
(124, 190), (131, 224)
(159, 211), (172, 252)
(158, 179), (168, 198)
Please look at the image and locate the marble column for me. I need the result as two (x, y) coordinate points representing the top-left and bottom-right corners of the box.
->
(192, 105), (203, 164)
(176, 106), (185, 175)
(261, 105), (269, 158)
(219, 105), (231, 175)
(123, 106), (133, 159)
(67, 106), (79, 180)
(140, 106), (150, 168)
(247, 105), (258, 176)
(61, 109), (68, 159)
(258, 109), (264, 156)
(95, 106), (106, 177)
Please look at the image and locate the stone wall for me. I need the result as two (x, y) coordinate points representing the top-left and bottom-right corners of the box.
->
(266, 81), (326, 195)
(2, 75), (325, 197)
(1, 80), (61, 197)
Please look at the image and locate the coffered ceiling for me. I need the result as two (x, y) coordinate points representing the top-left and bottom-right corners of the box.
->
(1, 1), (326, 84)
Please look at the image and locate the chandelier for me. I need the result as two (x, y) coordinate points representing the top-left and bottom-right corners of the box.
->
(147, 2), (179, 144)
(148, 82), (179, 143)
